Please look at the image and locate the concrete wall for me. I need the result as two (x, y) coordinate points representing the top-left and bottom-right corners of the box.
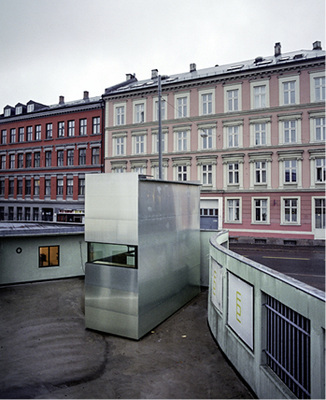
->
(0, 234), (86, 285)
(208, 230), (325, 399)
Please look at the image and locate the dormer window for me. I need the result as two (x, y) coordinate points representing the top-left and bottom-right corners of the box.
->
(16, 106), (22, 115)
(4, 108), (11, 117)
(27, 104), (34, 113)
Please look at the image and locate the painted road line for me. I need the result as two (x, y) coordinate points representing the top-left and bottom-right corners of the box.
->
(262, 256), (310, 261)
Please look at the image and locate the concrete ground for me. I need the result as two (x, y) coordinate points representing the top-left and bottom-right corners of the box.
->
(0, 277), (254, 399)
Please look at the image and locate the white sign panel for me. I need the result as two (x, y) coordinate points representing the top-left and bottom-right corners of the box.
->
(228, 272), (254, 349)
(211, 259), (223, 312)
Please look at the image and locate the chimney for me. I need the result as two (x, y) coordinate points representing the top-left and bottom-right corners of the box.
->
(83, 91), (89, 100)
(151, 69), (158, 79)
(59, 95), (64, 105)
(313, 41), (322, 50)
(274, 42), (281, 57)
(126, 73), (134, 81)
(190, 63), (196, 72)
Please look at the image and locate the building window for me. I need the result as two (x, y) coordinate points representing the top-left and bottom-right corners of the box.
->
(45, 178), (51, 196)
(46, 123), (53, 139)
(279, 115), (301, 145)
(9, 179), (14, 195)
(255, 161), (267, 184)
(201, 92), (213, 115)
(17, 179), (23, 195)
(33, 208), (39, 221)
(175, 130), (189, 152)
(0, 181), (5, 196)
(34, 152), (40, 168)
(67, 149), (74, 166)
(34, 179), (40, 196)
(17, 207), (23, 220)
(18, 127), (24, 142)
(10, 128), (16, 143)
(200, 128), (213, 150)
(39, 246), (59, 268)
(253, 85), (266, 108)
(227, 126), (239, 148)
(202, 164), (212, 185)
(152, 131), (167, 154)
(8, 207), (14, 220)
(1, 130), (7, 144)
(57, 150), (64, 167)
(316, 158), (326, 183)
(254, 123), (266, 146)
(224, 84), (242, 112)
(314, 76), (325, 101)
(115, 105), (125, 126)
(253, 198), (269, 223)
(154, 97), (167, 121)
(177, 165), (188, 181)
(16, 105), (22, 115)
(176, 96), (188, 118)
(79, 119), (87, 135)
(67, 178), (73, 196)
(68, 120), (75, 137)
(58, 122), (65, 137)
(25, 152), (32, 168)
(35, 125), (41, 140)
(25, 207), (31, 221)
(25, 179), (31, 196)
(45, 151), (52, 167)
(9, 154), (15, 169)
(134, 103), (145, 123)
(284, 160), (297, 183)
(26, 126), (33, 141)
(92, 117), (100, 134)
(133, 135), (145, 154)
(228, 162), (239, 185)
(57, 178), (64, 196)
(226, 198), (241, 223)
(279, 76), (299, 106)
(312, 116), (325, 142)
(1, 155), (6, 169)
(92, 147), (100, 165)
(27, 104), (34, 113)
(114, 136), (126, 156)
(78, 177), (85, 195)
(283, 120), (297, 143)
(18, 153), (24, 168)
(79, 148), (86, 165)
(282, 197), (300, 224)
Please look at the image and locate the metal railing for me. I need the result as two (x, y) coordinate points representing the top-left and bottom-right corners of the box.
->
(264, 294), (311, 399)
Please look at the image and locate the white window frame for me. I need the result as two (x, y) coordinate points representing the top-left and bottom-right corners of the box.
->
(113, 134), (126, 156)
(315, 158), (326, 183)
(196, 157), (217, 189)
(281, 196), (301, 225)
(310, 71), (325, 102)
(250, 79), (270, 109)
(153, 95), (167, 121)
(278, 114), (302, 145)
(114, 102), (126, 126)
(132, 132), (147, 155)
(174, 128), (190, 152)
(252, 197), (270, 224)
(225, 197), (242, 224)
(309, 111), (325, 143)
(223, 121), (243, 149)
(249, 117), (271, 147)
(279, 75), (300, 106)
(152, 129), (168, 154)
(224, 83), (242, 112)
(151, 161), (168, 180)
(199, 88), (215, 116)
(174, 92), (190, 119)
(133, 100), (146, 124)
(172, 158), (191, 181)
(222, 155), (244, 190)
(198, 123), (217, 150)
(278, 151), (303, 189)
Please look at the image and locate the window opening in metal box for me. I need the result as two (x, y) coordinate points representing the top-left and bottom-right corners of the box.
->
(88, 243), (138, 268)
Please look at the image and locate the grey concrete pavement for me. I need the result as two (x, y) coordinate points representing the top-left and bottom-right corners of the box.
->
(0, 278), (254, 399)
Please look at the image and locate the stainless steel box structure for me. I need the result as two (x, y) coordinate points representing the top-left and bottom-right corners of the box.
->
(84, 173), (201, 339)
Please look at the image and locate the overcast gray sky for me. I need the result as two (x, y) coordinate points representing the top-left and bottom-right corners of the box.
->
(0, 0), (325, 110)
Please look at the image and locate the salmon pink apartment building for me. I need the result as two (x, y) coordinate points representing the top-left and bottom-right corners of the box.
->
(103, 42), (325, 245)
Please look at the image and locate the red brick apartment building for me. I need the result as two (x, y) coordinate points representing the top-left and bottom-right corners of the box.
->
(0, 92), (103, 222)
(103, 42), (325, 245)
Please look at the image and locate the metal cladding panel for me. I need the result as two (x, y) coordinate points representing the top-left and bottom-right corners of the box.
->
(85, 263), (139, 338)
(137, 180), (201, 338)
(85, 173), (138, 245)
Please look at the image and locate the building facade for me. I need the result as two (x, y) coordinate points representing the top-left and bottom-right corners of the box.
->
(0, 92), (103, 223)
(103, 42), (325, 244)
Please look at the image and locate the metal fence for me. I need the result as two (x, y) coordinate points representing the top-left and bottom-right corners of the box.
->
(264, 294), (311, 399)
